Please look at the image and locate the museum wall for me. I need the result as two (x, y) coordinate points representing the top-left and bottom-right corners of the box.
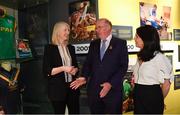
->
(98, 0), (180, 114)
(98, 0), (180, 32)
(1, 0), (180, 114)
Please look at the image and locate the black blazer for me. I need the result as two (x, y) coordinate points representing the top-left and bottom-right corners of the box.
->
(82, 36), (129, 100)
(43, 44), (79, 101)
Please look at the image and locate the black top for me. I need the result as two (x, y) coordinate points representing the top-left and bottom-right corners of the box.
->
(43, 44), (79, 101)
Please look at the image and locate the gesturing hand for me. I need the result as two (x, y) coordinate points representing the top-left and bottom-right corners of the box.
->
(63, 66), (74, 73)
(69, 67), (78, 75)
(99, 82), (112, 98)
(70, 77), (86, 90)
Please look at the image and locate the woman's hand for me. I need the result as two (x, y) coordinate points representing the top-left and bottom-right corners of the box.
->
(63, 66), (74, 73)
(69, 67), (78, 75)
(51, 66), (78, 76)
(70, 77), (86, 90)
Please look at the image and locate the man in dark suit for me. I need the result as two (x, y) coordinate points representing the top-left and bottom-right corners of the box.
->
(70, 18), (128, 114)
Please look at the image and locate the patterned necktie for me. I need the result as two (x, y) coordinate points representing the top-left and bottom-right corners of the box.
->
(100, 40), (106, 60)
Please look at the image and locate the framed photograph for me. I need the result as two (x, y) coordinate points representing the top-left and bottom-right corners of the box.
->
(69, 0), (98, 44)
(179, 45), (180, 62)
(112, 26), (133, 40)
(139, 2), (172, 40)
(17, 39), (33, 59)
(173, 29), (180, 40)
(174, 44), (180, 72)
(174, 75), (180, 90)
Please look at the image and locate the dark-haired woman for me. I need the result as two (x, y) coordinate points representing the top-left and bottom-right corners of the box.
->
(133, 25), (173, 114)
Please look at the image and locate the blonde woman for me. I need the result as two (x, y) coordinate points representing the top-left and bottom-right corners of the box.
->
(43, 21), (79, 114)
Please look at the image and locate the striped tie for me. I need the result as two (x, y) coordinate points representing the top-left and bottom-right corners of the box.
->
(100, 40), (106, 60)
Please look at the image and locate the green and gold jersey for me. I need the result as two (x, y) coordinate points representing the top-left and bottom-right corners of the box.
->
(0, 14), (16, 59)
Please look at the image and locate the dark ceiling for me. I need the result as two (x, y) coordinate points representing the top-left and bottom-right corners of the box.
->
(0, 0), (49, 9)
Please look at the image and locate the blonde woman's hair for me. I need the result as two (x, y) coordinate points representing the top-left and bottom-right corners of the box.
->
(51, 21), (70, 45)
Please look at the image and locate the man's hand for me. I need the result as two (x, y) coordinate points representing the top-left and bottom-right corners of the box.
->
(70, 77), (86, 90)
(100, 82), (112, 98)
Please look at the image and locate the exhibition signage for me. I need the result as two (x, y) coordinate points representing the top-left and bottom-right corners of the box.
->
(73, 42), (175, 54)
(174, 75), (180, 90)
(174, 29), (180, 40)
(112, 26), (133, 40)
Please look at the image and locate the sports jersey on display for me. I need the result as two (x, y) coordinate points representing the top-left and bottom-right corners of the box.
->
(0, 12), (16, 59)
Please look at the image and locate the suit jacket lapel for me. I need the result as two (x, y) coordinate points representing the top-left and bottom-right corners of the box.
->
(97, 39), (101, 61)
